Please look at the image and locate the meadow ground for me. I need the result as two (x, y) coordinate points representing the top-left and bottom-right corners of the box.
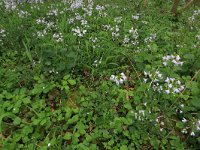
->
(0, 0), (200, 149)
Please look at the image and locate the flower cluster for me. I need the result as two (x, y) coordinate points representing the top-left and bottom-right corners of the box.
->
(68, 18), (75, 24)
(18, 10), (30, 18)
(134, 110), (145, 121)
(164, 77), (184, 94)
(132, 14), (140, 20)
(35, 17), (59, 38)
(129, 27), (139, 39)
(144, 33), (157, 43)
(123, 35), (130, 44)
(47, 8), (59, 16)
(144, 70), (163, 83)
(70, 0), (84, 10)
(95, 5), (107, 17)
(95, 5), (105, 11)
(0, 29), (6, 45)
(114, 16), (123, 24)
(36, 17), (46, 24)
(72, 26), (87, 37)
(83, 0), (94, 16)
(36, 30), (47, 37)
(196, 120), (200, 131)
(128, 27), (139, 45)
(4, 1), (17, 10)
(162, 54), (184, 67)
(180, 118), (200, 137)
(144, 70), (163, 92)
(143, 70), (184, 94)
(111, 25), (120, 38)
(53, 33), (63, 43)
(110, 72), (127, 86)
(188, 9), (200, 23)
(90, 37), (99, 49)
(93, 57), (102, 67)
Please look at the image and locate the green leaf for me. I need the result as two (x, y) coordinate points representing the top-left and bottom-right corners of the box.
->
(13, 117), (21, 125)
(108, 139), (114, 146)
(67, 115), (79, 125)
(191, 97), (200, 108)
(176, 121), (184, 128)
(22, 97), (31, 104)
(64, 75), (70, 80)
(124, 102), (132, 110)
(77, 122), (86, 134)
(150, 139), (160, 149)
(68, 79), (76, 85)
(64, 132), (72, 140)
(120, 145), (128, 150)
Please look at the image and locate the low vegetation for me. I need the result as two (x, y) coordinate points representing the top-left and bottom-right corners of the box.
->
(0, 0), (200, 149)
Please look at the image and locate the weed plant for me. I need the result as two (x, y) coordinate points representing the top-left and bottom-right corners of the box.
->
(0, 0), (200, 149)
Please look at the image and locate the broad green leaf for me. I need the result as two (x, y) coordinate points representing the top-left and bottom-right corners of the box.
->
(68, 79), (76, 85)
(120, 145), (128, 150)
(64, 132), (72, 140)
(13, 117), (21, 125)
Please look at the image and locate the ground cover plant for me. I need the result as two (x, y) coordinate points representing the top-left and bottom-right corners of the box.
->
(0, 0), (200, 149)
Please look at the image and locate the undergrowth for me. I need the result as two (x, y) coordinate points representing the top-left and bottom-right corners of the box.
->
(0, 0), (200, 149)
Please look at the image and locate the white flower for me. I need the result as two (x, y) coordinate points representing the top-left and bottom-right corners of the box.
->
(176, 55), (180, 61)
(123, 36), (130, 44)
(181, 128), (188, 134)
(148, 73), (152, 78)
(121, 72), (127, 81)
(139, 110), (145, 116)
(144, 71), (148, 76)
(172, 59), (178, 65)
(163, 62), (167, 66)
(68, 18), (75, 24)
(173, 88), (180, 93)
(168, 84), (173, 88)
(196, 120), (200, 130)
(162, 56), (167, 61)
(179, 62), (184, 66)
(72, 27), (87, 37)
(170, 78), (175, 82)
(176, 80), (181, 85)
(96, 5), (105, 11)
(119, 78), (124, 84)
(154, 78), (159, 82)
(143, 78), (147, 83)
(165, 77), (170, 83)
(115, 80), (120, 86)
(190, 132), (195, 136)
(110, 75), (116, 81)
(179, 86), (184, 91)
(182, 117), (187, 123)
(157, 73), (162, 78)
(164, 90), (170, 94)
(48, 143), (51, 147)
